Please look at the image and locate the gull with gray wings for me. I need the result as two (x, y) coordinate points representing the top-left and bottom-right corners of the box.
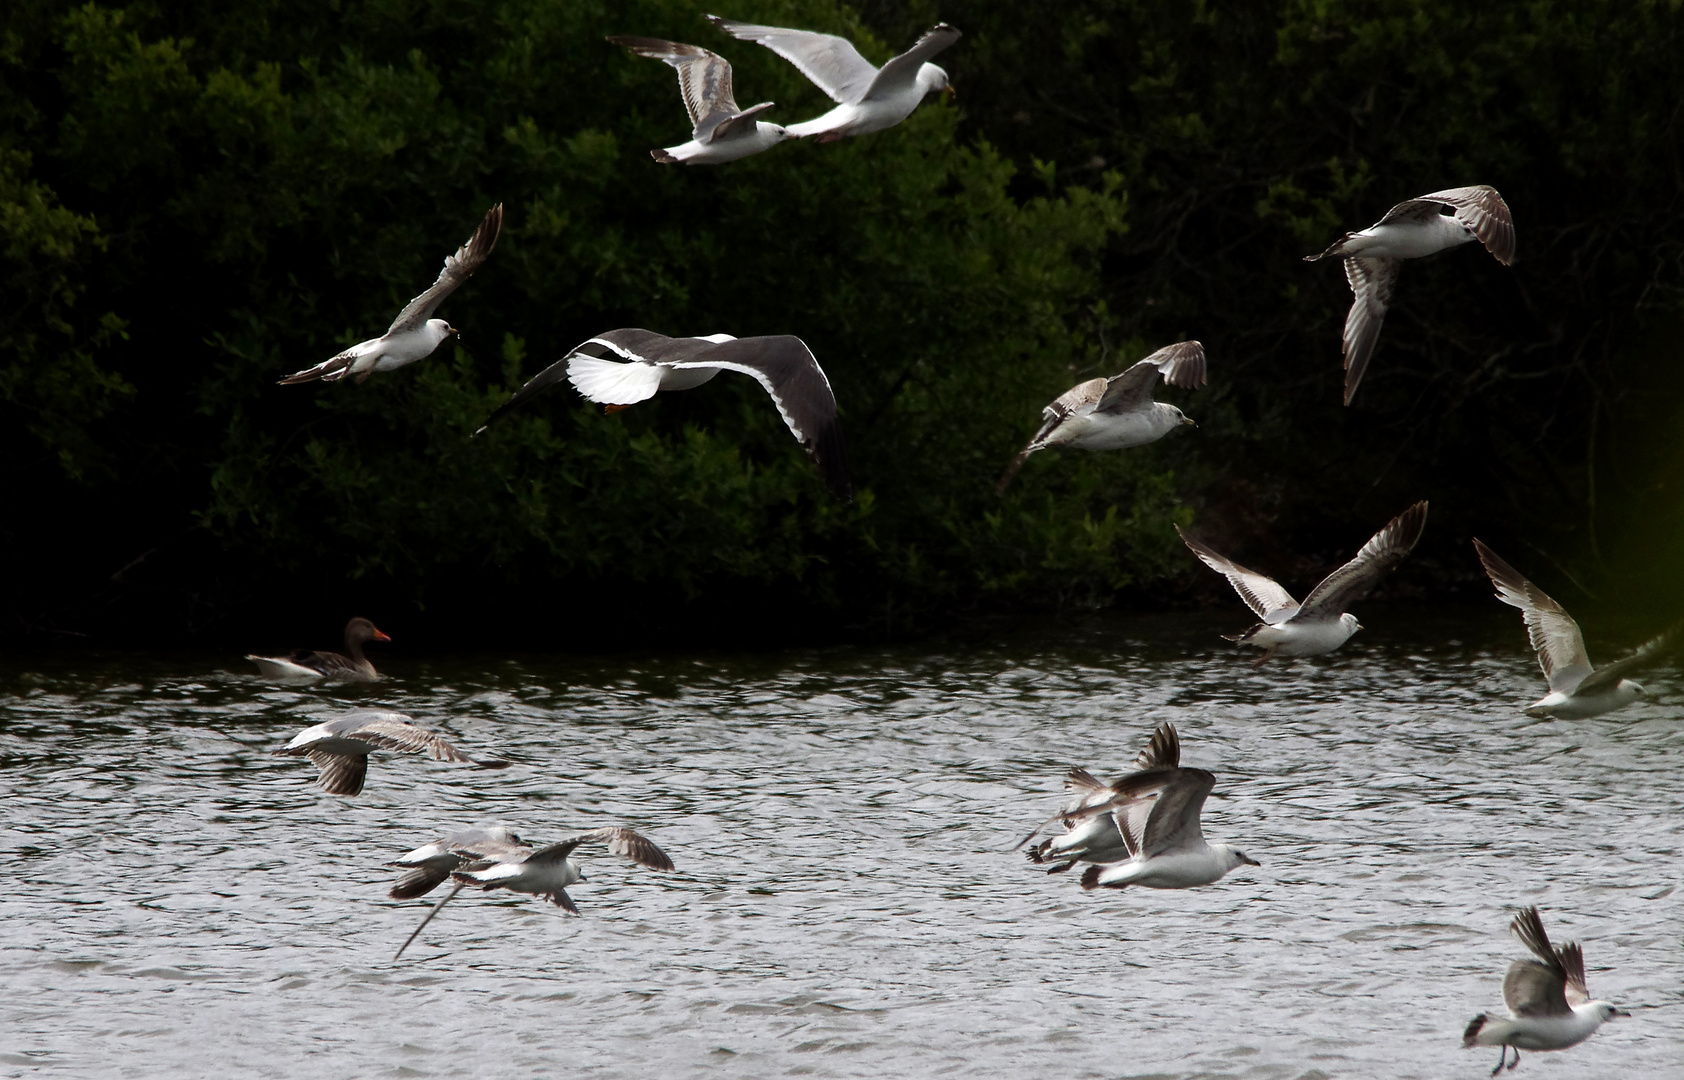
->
(1180, 501), (1428, 665)
(1018, 721), (1181, 873)
(1474, 539), (1676, 718)
(708, 16), (958, 142)
(394, 826), (675, 960)
(607, 36), (787, 164)
(272, 709), (510, 796)
(279, 204), (502, 384)
(1305, 185), (1513, 404)
(997, 340), (1206, 493)
(1463, 906), (1625, 1074)
(476, 328), (851, 501)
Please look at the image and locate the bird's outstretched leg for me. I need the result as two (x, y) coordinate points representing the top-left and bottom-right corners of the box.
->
(1489, 1045), (1508, 1076)
(1505, 1048), (1519, 1072)
(604, 404), (631, 414)
(1249, 648), (1276, 669)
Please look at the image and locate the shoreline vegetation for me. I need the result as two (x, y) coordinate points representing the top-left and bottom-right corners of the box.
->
(4, 1), (1681, 648)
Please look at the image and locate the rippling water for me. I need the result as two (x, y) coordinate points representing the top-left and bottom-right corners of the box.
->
(3, 609), (1681, 1078)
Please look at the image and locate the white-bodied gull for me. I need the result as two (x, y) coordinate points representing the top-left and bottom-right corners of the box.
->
(1070, 748), (1258, 893)
(280, 203), (502, 384)
(707, 16), (958, 142)
(245, 616), (389, 682)
(1018, 721), (1181, 873)
(476, 329), (851, 500)
(997, 340), (1206, 493)
(1474, 539), (1676, 718)
(394, 826), (675, 959)
(272, 709), (510, 796)
(607, 36), (787, 164)
(1180, 501), (1428, 665)
(1463, 906), (1625, 1074)
(1305, 185), (1514, 404)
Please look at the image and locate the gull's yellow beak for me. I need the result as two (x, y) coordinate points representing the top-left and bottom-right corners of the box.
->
(1181, 416), (1197, 427)
(942, 84), (957, 100)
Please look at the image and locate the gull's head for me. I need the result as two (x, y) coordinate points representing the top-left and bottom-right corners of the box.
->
(1587, 1001), (1625, 1023)
(920, 64), (953, 97)
(1173, 407), (1196, 428)
(1623, 680), (1647, 700)
(1218, 845), (1260, 871)
(1341, 612), (1362, 635)
(763, 121), (791, 144)
(429, 318), (457, 339)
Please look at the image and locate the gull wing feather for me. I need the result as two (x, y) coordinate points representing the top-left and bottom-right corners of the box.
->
(862, 24), (962, 101)
(607, 37), (745, 140)
(1176, 526), (1300, 623)
(1297, 501), (1428, 620)
(1412, 185), (1515, 265)
(1505, 907), (1578, 1016)
(1573, 622), (1680, 697)
(306, 750), (367, 796)
(1127, 721), (1180, 774)
(1340, 256), (1399, 405)
(474, 329), (671, 434)
(1473, 539), (1593, 692)
(1097, 341), (1207, 413)
(666, 335), (851, 501)
(386, 204), (503, 335)
(1139, 768), (1216, 858)
(533, 827), (675, 871)
(710, 101), (777, 141)
(707, 16), (879, 105)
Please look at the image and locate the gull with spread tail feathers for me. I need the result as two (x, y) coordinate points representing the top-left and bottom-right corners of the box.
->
(279, 204), (502, 385)
(607, 36), (787, 164)
(394, 827), (675, 959)
(1474, 539), (1676, 718)
(476, 328), (851, 501)
(1180, 502), (1428, 664)
(998, 341), (1206, 493)
(1463, 906), (1625, 1074)
(708, 16), (958, 142)
(272, 710), (510, 796)
(1305, 186), (1513, 404)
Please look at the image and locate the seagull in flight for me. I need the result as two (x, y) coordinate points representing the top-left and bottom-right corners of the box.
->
(394, 826), (675, 959)
(1463, 906), (1625, 1074)
(387, 825), (530, 900)
(1474, 539), (1676, 718)
(271, 710), (510, 796)
(1018, 722), (1181, 873)
(607, 36), (787, 164)
(475, 329), (851, 500)
(997, 340), (1205, 493)
(1067, 745), (1258, 893)
(707, 16), (959, 142)
(1305, 185), (1514, 404)
(1180, 501), (1428, 665)
(280, 204), (502, 384)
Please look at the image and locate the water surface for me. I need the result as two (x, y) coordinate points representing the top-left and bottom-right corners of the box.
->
(2, 609), (1680, 1077)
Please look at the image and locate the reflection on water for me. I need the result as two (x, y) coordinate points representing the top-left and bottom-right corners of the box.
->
(1, 608), (1680, 1078)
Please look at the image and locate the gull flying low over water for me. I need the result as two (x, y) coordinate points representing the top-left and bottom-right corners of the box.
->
(607, 36), (787, 164)
(1064, 737), (1257, 893)
(394, 826), (675, 960)
(1475, 539), (1677, 718)
(272, 710), (510, 796)
(245, 616), (389, 682)
(708, 16), (959, 142)
(1180, 501), (1428, 665)
(1305, 185), (1514, 404)
(279, 204), (503, 384)
(476, 329), (851, 500)
(387, 825), (530, 900)
(1017, 721), (1181, 873)
(997, 340), (1206, 493)
(1464, 906), (1625, 1074)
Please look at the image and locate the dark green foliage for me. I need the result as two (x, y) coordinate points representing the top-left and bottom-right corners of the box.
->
(3, 0), (1681, 644)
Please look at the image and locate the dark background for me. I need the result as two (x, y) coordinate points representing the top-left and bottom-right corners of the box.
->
(4, 0), (1680, 651)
